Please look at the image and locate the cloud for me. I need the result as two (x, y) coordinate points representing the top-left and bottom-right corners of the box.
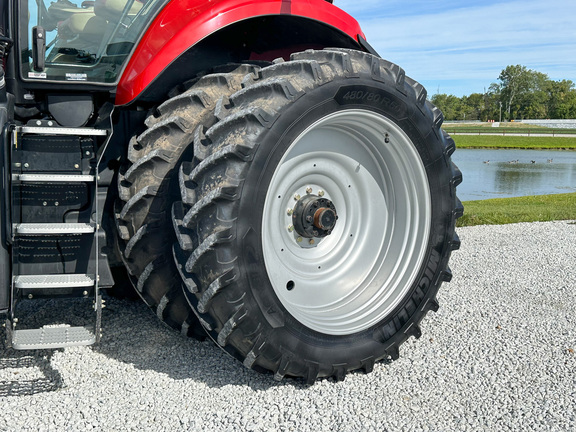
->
(335, 0), (576, 95)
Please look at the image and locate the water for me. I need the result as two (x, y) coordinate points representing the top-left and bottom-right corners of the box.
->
(451, 149), (576, 201)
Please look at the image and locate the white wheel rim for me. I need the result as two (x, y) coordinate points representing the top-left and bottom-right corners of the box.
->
(262, 110), (431, 335)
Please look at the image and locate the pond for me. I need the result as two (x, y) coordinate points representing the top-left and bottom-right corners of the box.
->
(451, 149), (576, 201)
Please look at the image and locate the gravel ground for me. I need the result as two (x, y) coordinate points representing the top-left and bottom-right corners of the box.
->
(1, 221), (575, 431)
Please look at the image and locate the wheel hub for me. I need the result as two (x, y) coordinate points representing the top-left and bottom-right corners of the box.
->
(292, 194), (338, 238)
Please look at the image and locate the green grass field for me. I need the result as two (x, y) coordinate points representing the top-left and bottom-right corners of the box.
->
(457, 193), (576, 227)
(452, 135), (576, 150)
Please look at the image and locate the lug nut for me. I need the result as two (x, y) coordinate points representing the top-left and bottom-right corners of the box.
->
(309, 239), (315, 245)
(293, 194), (300, 201)
(297, 236), (303, 243)
(306, 187), (312, 194)
(318, 190), (325, 197)
(288, 225), (294, 232)
(287, 208), (293, 216)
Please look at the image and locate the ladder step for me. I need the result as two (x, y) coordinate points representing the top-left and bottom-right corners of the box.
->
(14, 223), (95, 235)
(16, 174), (95, 182)
(12, 326), (96, 350)
(14, 274), (95, 289)
(20, 126), (107, 136)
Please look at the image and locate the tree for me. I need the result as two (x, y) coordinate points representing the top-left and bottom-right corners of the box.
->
(497, 65), (547, 120)
(545, 79), (576, 119)
(431, 66), (576, 121)
(430, 93), (463, 120)
(486, 83), (502, 121)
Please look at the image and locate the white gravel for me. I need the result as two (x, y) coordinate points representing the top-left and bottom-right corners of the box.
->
(1, 221), (575, 431)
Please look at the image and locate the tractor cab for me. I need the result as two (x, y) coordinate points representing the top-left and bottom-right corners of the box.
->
(20, 0), (165, 85)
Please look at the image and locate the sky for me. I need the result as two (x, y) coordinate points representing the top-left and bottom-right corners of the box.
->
(336, 0), (576, 97)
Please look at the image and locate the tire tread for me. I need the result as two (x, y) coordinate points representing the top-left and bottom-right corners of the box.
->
(116, 65), (261, 336)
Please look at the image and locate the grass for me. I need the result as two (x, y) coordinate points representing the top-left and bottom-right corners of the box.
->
(457, 193), (576, 227)
(452, 135), (576, 150)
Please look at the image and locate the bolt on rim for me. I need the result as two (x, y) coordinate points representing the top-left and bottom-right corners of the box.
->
(262, 110), (431, 335)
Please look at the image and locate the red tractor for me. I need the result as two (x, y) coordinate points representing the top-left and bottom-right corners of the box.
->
(0, 0), (461, 382)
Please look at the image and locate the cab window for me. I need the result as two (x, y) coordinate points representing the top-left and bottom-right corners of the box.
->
(21, 0), (166, 83)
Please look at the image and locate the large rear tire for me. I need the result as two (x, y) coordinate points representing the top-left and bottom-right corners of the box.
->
(115, 65), (261, 337)
(172, 49), (462, 382)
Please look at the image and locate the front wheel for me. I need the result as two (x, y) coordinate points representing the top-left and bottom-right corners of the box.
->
(173, 49), (462, 382)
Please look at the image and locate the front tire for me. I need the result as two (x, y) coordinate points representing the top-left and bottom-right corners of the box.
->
(173, 49), (462, 382)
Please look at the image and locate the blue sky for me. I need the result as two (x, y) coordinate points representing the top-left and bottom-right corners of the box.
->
(336, 0), (576, 96)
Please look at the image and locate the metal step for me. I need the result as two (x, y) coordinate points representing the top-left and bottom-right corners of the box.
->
(16, 174), (95, 182)
(14, 223), (95, 235)
(19, 126), (107, 136)
(14, 274), (95, 289)
(12, 326), (96, 350)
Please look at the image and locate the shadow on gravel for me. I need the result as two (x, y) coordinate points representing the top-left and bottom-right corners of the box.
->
(0, 298), (93, 396)
(0, 339), (64, 396)
(94, 296), (288, 390)
(1, 296), (372, 391)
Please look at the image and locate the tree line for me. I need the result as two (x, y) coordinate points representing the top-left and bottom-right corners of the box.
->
(431, 65), (576, 121)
